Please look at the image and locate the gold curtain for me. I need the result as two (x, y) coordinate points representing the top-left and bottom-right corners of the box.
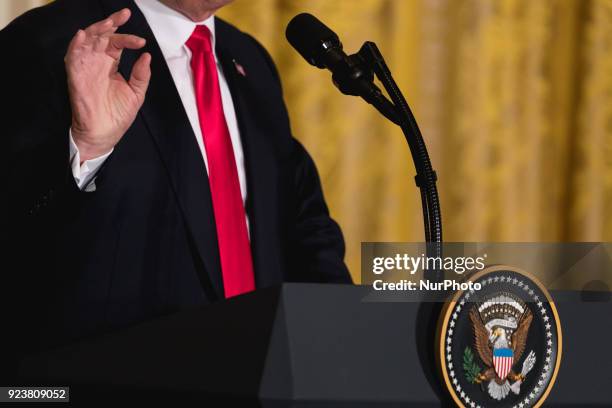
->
(3, 1), (611, 282)
(219, 0), (612, 281)
(0, 0), (46, 28)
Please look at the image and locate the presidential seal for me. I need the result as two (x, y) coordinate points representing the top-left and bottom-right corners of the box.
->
(438, 266), (562, 408)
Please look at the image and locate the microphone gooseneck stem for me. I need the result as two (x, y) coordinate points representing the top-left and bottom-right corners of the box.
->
(284, 11), (442, 281)
(357, 42), (443, 282)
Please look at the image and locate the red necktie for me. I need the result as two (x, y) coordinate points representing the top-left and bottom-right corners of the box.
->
(186, 25), (255, 298)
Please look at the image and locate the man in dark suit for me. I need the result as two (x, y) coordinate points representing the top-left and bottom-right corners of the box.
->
(0, 0), (350, 379)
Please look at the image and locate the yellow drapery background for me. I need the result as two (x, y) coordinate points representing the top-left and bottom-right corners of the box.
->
(218, 0), (612, 281)
(2, 1), (611, 282)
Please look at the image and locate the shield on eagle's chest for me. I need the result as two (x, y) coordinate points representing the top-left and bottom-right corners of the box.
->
(493, 348), (514, 380)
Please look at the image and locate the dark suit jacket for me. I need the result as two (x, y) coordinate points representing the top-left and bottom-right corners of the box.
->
(0, 0), (350, 377)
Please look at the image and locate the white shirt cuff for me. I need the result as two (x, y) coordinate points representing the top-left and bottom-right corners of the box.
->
(69, 130), (113, 192)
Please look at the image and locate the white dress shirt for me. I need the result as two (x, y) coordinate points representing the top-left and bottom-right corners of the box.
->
(70, 0), (247, 205)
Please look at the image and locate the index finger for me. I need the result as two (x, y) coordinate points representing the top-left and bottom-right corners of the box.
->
(108, 8), (131, 29)
(85, 8), (131, 36)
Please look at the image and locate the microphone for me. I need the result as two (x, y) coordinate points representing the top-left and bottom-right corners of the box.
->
(285, 13), (343, 69)
(286, 13), (399, 124)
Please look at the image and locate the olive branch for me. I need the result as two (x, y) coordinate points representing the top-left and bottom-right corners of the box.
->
(463, 347), (481, 384)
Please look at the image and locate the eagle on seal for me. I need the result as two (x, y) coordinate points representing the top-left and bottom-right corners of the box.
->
(469, 301), (537, 400)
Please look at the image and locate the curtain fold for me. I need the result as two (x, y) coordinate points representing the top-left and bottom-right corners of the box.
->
(220, 0), (612, 280)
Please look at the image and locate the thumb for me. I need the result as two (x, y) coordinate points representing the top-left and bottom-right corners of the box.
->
(129, 52), (152, 102)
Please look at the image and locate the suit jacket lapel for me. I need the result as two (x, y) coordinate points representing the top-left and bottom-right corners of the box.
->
(100, 0), (224, 299)
(215, 28), (285, 288)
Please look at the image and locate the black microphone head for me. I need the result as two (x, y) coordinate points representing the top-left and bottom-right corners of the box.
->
(286, 13), (342, 69)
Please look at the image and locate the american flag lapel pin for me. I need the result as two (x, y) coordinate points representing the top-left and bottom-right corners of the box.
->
(233, 59), (247, 77)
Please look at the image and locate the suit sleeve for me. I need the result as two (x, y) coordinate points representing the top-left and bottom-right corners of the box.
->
(0, 20), (82, 226)
(0, 13), (89, 382)
(289, 139), (353, 283)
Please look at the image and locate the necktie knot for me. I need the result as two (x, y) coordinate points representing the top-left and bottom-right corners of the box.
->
(186, 25), (213, 54)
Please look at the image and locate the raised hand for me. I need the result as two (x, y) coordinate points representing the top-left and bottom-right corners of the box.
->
(65, 8), (151, 162)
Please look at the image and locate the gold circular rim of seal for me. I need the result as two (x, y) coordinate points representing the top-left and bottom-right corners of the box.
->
(437, 265), (563, 408)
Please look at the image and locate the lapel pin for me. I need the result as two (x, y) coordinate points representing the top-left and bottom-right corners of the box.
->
(233, 59), (247, 77)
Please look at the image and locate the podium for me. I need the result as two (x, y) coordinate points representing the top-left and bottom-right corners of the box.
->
(18, 284), (612, 406)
